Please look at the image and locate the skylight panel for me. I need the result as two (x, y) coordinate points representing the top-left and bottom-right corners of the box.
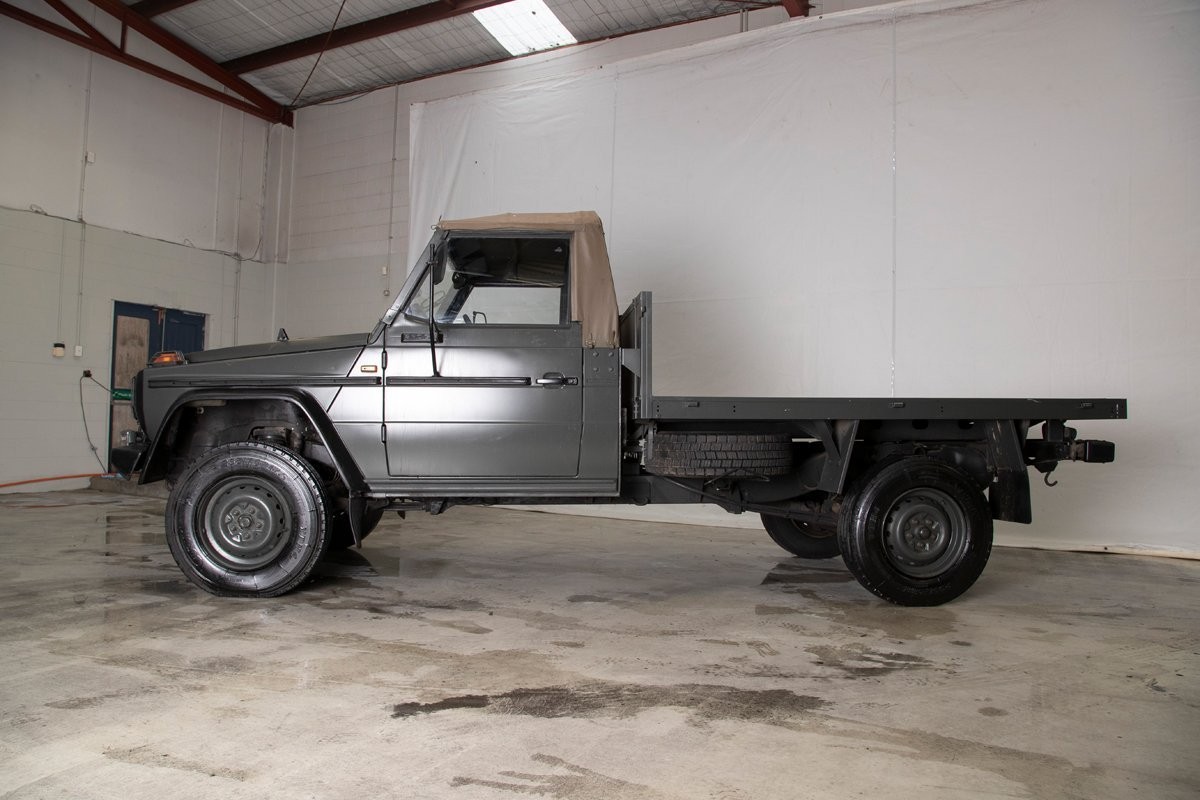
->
(473, 0), (577, 57)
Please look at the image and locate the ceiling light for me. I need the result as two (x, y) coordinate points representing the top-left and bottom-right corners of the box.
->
(474, 0), (577, 57)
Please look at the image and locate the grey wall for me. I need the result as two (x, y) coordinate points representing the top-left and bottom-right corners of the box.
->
(0, 4), (289, 490)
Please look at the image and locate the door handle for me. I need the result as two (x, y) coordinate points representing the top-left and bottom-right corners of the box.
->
(536, 372), (579, 387)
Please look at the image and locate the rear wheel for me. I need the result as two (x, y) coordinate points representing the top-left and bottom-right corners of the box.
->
(760, 513), (841, 559)
(165, 441), (331, 597)
(838, 458), (992, 606)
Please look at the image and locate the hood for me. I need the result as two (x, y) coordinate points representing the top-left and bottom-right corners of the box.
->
(184, 333), (369, 364)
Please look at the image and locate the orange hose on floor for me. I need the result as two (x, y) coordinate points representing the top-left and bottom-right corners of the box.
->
(0, 473), (111, 489)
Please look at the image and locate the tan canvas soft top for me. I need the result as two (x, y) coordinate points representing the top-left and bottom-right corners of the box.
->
(437, 211), (619, 348)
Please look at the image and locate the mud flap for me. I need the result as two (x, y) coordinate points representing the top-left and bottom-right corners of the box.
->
(347, 492), (367, 546)
(984, 420), (1032, 524)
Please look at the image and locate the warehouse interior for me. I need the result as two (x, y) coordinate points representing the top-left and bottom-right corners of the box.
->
(1, 0), (1197, 797)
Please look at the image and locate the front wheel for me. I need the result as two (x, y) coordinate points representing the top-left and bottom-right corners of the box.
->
(838, 458), (992, 606)
(165, 442), (331, 597)
(760, 513), (841, 559)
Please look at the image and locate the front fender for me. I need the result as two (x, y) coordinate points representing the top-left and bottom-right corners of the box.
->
(139, 388), (367, 497)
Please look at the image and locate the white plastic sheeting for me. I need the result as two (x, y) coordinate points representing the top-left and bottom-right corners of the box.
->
(409, 0), (1200, 555)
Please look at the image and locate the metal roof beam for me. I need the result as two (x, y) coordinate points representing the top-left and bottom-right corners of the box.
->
(0, 0), (287, 123)
(129, 0), (202, 18)
(42, 0), (118, 50)
(221, 0), (511, 75)
(76, 0), (291, 122)
(780, 0), (811, 17)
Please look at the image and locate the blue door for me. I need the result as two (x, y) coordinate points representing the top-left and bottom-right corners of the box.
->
(110, 302), (207, 465)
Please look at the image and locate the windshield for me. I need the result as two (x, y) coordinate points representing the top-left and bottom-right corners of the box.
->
(398, 234), (570, 327)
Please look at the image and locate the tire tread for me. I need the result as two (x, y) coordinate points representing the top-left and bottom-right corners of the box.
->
(645, 433), (793, 478)
(165, 441), (330, 597)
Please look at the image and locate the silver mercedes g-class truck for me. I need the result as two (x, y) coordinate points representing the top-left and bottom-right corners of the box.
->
(113, 212), (1124, 606)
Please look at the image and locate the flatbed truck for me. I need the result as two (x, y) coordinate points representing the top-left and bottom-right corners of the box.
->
(114, 212), (1124, 605)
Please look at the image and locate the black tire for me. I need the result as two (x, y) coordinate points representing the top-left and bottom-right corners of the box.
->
(328, 506), (386, 551)
(761, 513), (841, 559)
(838, 458), (992, 606)
(165, 441), (331, 597)
(645, 433), (793, 478)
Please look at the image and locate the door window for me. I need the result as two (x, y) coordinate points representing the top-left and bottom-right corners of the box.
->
(402, 235), (569, 327)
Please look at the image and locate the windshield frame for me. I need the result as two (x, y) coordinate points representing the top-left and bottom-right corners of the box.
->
(370, 229), (449, 342)
(374, 229), (572, 338)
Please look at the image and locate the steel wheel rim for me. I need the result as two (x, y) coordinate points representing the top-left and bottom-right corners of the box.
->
(199, 475), (292, 571)
(882, 487), (969, 578)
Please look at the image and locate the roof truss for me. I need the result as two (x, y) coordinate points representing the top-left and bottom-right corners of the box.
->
(0, 0), (291, 124)
(222, 0), (808, 78)
(221, 0), (513, 75)
(1, 0), (809, 118)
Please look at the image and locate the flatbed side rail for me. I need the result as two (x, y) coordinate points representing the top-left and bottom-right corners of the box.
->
(649, 396), (1127, 422)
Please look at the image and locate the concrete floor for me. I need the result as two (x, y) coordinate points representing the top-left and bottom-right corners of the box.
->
(0, 491), (1196, 800)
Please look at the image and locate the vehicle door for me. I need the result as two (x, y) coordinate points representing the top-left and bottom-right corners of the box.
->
(383, 232), (583, 478)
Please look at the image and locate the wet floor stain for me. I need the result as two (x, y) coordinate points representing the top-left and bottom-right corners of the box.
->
(391, 680), (828, 723)
(135, 579), (195, 596)
(746, 640), (779, 657)
(755, 604), (799, 616)
(102, 513), (164, 544)
(364, 605), (419, 619)
(314, 562), (379, 580)
(392, 695), (492, 716)
(978, 706), (1008, 717)
(426, 619), (493, 635)
(567, 595), (611, 603)
(45, 687), (160, 710)
(104, 745), (250, 781)
(815, 601), (961, 640)
(189, 655), (257, 674)
(395, 557), (465, 578)
(806, 643), (934, 677)
(452, 753), (671, 800)
(761, 561), (856, 586)
(0, 496), (127, 508)
(565, 591), (664, 608)
(695, 639), (783, 660)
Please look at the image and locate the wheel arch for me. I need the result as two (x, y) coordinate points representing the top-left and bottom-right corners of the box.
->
(140, 388), (367, 497)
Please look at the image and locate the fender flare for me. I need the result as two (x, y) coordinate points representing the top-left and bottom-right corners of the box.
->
(140, 388), (368, 500)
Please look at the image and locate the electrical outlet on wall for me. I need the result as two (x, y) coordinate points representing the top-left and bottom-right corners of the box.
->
(74, 345), (83, 357)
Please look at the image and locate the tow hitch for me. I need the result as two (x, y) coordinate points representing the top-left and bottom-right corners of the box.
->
(1025, 421), (1115, 485)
